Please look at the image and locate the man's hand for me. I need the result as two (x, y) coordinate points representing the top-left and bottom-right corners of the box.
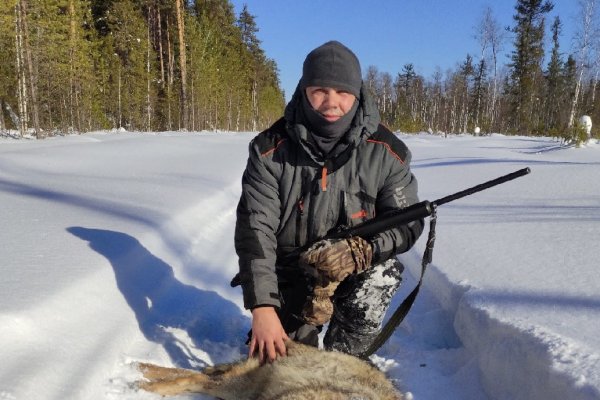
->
(300, 236), (373, 281)
(249, 306), (288, 364)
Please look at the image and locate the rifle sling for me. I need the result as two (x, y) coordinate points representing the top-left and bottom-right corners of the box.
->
(359, 206), (438, 359)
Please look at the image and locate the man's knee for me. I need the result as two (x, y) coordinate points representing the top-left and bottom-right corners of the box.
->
(324, 258), (404, 354)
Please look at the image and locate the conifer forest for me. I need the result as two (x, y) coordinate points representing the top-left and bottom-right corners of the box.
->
(0, 0), (285, 137)
(0, 0), (599, 141)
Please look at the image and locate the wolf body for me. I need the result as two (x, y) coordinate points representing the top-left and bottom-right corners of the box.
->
(137, 340), (403, 399)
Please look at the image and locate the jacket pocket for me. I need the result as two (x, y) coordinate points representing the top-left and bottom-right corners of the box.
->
(342, 190), (376, 227)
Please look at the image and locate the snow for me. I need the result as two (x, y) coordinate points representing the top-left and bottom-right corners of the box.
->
(0, 131), (599, 400)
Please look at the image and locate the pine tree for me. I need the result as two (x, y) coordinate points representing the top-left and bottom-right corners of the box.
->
(237, 5), (284, 131)
(459, 54), (475, 133)
(545, 16), (564, 133)
(103, 0), (156, 130)
(507, 0), (554, 134)
(394, 64), (418, 130)
(472, 57), (487, 131)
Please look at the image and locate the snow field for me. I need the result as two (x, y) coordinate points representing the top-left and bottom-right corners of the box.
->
(0, 132), (599, 399)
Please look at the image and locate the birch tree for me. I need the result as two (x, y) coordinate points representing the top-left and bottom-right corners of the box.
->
(568, 0), (599, 127)
(0, 0), (17, 132)
(476, 6), (505, 131)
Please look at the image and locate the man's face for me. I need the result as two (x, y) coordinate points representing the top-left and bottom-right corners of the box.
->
(305, 86), (356, 123)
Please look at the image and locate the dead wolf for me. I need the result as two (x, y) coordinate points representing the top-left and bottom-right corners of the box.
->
(136, 340), (403, 399)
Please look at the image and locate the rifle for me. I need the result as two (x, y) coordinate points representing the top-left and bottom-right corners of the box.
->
(231, 168), (531, 355)
(357, 167), (531, 357)
(326, 167), (531, 241)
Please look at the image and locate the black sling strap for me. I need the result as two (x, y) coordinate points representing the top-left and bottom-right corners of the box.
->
(359, 206), (438, 359)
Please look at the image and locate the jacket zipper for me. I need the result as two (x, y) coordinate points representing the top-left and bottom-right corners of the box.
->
(295, 197), (305, 247)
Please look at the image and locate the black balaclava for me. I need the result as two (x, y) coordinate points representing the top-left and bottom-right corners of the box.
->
(299, 41), (362, 156)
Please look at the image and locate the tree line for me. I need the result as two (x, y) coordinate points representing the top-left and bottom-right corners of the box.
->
(365, 0), (599, 142)
(1, 0), (599, 139)
(0, 0), (285, 137)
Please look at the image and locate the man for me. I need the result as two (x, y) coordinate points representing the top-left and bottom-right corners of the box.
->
(234, 41), (424, 363)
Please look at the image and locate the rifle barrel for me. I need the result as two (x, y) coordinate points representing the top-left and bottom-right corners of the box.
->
(432, 167), (530, 207)
(329, 200), (433, 240)
(330, 167), (530, 240)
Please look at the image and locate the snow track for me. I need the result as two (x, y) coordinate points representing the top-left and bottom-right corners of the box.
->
(390, 245), (600, 400)
(454, 287), (600, 400)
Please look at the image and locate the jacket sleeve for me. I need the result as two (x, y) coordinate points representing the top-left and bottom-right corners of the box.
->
(234, 138), (282, 310)
(370, 147), (424, 264)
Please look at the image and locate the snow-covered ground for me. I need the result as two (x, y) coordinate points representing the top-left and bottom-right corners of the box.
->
(0, 131), (599, 400)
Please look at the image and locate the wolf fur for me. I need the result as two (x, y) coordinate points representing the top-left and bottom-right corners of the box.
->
(137, 340), (403, 399)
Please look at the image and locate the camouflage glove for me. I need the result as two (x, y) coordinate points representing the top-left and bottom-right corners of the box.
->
(301, 280), (340, 325)
(299, 237), (373, 325)
(300, 237), (373, 282)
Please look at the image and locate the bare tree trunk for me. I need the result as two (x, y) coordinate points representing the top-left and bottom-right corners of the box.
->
(251, 78), (257, 131)
(117, 62), (122, 129)
(146, 9), (152, 132)
(477, 6), (503, 132)
(213, 89), (218, 129)
(166, 16), (173, 130)
(569, 70), (585, 128)
(450, 92), (457, 134)
(462, 92), (469, 133)
(0, 99), (5, 133)
(191, 76), (195, 130)
(591, 70), (599, 105)
(189, 45), (195, 130)
(157, 6), (165, 89)
(19, 0), (40, 137)
(69, 0), (75, 131)
(15, 2), (27, 136)
(227, 94), (232, 131)
(490, 48), (499, 130)
(569, 0), (597, 127)
(175, 0), (188, 130)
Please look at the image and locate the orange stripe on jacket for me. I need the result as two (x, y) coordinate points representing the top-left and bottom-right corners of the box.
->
(261, 139), (286, 157)
(366, 139), (406, 164)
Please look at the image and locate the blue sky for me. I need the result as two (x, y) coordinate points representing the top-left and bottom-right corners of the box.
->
(230, 1), (580, 101)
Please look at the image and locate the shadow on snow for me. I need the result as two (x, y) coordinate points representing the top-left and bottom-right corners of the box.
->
(67, 227), (249, 369)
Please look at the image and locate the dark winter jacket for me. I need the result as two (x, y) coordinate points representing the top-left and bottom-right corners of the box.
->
(235, 84), (424, 310)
